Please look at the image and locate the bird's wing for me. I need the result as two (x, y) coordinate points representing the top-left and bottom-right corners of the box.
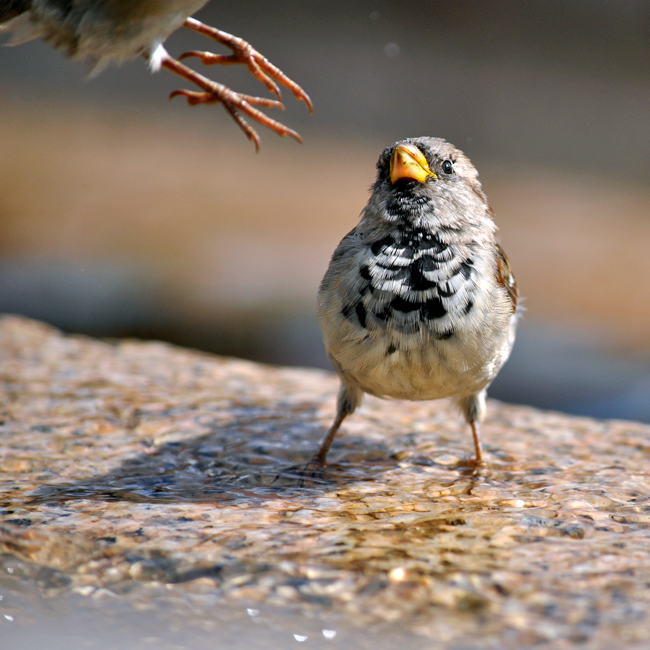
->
(495, 242), (518, 313)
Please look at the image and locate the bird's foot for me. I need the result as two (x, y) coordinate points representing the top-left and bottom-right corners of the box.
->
(273, 456), (329, 488)
(160, 55), (302, 151)
(459, 455), (490, 479)
(300, 455), (330, 486)
(181, 17), (313, 112)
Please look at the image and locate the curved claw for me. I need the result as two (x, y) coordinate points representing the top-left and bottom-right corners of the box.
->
(161, 54), (303, 149)
(170, 87), (284, 110)
(183, 17), (313, 112)
(222, 104), (262, 152)
(179, 49), (283, 102)
(169, 88), (211, 106)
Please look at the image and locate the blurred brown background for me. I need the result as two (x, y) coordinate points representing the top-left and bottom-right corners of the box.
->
(1, 0), (650, 421)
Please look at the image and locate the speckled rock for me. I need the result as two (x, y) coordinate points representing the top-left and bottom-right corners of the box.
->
(1, 315), (650, 648)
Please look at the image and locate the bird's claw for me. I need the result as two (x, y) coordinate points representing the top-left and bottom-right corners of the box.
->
(169, 88), (284, 110)
(294, 457), (330, 488)
(182, 18), (313, 113)
(179, 49), (283, 104)
(161, 55), (302, 151)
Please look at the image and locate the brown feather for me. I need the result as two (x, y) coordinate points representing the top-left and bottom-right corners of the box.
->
(495, 243), (518, 312)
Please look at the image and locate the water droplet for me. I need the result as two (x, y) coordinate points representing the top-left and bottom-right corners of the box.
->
(389, 567), (406, 581)
(384, 43), (400, 58)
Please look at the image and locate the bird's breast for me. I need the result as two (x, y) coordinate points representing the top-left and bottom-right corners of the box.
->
(344, 224), (481, 340)
(318, 224), (515, 400)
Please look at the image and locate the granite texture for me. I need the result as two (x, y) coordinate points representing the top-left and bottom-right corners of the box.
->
(1, 315), (650, 648)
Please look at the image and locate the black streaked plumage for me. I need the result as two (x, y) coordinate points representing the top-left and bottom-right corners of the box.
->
(317, 137), (518, 465)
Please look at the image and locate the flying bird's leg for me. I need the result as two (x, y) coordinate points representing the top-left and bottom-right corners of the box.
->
(180, 17), (313, 112)
(157, 52), (303, 151)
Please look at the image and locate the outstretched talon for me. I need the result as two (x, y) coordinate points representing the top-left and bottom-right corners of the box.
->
(160, 55), (303, 151)
(181, 17), (313, 112)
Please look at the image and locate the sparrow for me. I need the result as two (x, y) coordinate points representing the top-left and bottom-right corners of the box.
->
(0, 0), (312, 149)
(316, 137), (518, 464)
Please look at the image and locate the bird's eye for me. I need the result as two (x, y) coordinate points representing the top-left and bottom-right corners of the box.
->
(442, 160), (454, 174)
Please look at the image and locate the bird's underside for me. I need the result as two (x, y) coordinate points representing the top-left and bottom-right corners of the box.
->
(1, 5), (312, 149)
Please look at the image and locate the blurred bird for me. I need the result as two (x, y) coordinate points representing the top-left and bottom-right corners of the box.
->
(0, 0), (312, 149)
(317, 137), (518, 464)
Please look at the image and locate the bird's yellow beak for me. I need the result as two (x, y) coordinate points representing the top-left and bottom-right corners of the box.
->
(390, 143), (437, 184)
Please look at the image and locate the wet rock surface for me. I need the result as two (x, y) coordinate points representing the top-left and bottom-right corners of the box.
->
(1, 315), (650, 648)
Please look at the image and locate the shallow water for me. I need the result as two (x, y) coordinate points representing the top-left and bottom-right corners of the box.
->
(2, 317), (650, 648)
(1, 575), (438, 650)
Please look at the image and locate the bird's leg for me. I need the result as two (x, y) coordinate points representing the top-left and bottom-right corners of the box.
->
(181, 17), (313, 112)
(469, 420), (484, 463)
(314, 410), (347, 465)
(313, 383), (363, 464)
(458, 391), (488, 465)
(157, 51), (302, 151)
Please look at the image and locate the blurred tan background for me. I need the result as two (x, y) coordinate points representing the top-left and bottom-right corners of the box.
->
(1, 0), (650, 421)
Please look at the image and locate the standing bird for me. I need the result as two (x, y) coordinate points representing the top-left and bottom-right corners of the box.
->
(316, 137), (517, 464)
(0, 0), (312, 149)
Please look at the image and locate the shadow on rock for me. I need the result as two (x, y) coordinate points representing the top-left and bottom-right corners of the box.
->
(27, 404), (398, 505)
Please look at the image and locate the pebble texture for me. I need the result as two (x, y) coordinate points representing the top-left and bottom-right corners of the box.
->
(1, 316), (650, 647)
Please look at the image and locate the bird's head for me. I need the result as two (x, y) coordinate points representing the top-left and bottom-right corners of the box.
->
(367, 137), (489, 230)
